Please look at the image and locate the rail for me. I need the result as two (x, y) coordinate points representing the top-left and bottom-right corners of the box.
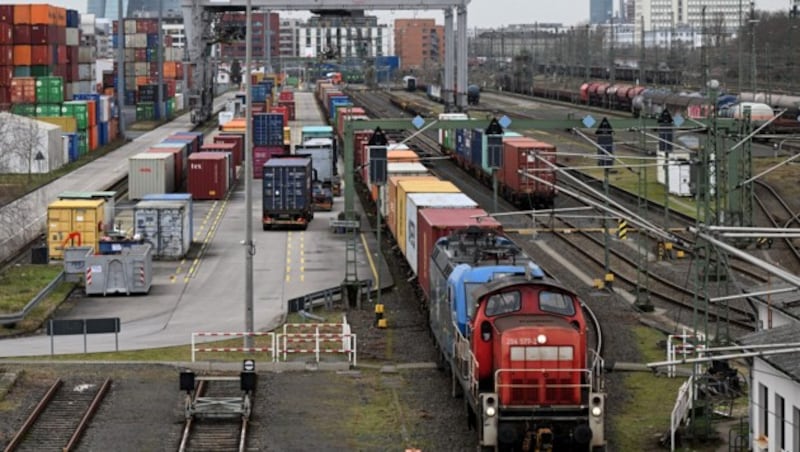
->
(0, 270), (65, 326)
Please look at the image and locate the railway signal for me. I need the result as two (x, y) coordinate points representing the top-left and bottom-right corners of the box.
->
(594, 117), (614, 167)
(486, 117), (504, 213)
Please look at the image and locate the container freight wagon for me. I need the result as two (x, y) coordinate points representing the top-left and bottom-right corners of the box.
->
(262, 157), (314, 230)
(500, 137), (557, 209)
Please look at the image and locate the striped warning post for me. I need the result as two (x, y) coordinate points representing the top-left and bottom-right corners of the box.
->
(139, 266), (145, 284)
(191, 331), (276, 362)
(86, 267), (92, 286)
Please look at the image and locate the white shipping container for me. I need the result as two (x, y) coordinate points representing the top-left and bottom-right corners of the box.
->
(78, 46), (94, 64)
(218, 111), (234, 125)
(124, 19), (137, 34)
(133, 33), (147, 49)
(64, 82), (73, 101)
(404, 192), (477, 273)
(124, 48), (135, 61)
(128, 152), (175, 199)
(174, 93), (184, 110)
(133, 200), (191, 259)
(0, 113), (65, 174)
(78, 63), (94, 81)
(73, 81), (93, 96)
(668, 162), (693, 197)
(379, 162), (429, 218)
(61, 134), (69, 162)
(655, 150), (690, 185)
(98, 95), (111, 122)
(65, 28), (79, 46)
(134, 62), (149, 77)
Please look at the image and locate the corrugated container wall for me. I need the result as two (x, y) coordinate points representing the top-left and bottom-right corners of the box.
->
(141, 193), (194, 242)
(187, 152), (229, 200)
(134, 200), (192, 259)
(47, 199), (105, 259)
(128, 152), (175, 199)
(395, 180), (460, 255)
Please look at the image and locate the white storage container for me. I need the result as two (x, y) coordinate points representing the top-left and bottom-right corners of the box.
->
(404, 192), (477, 273)
(134, 201), (192, 259)
(218, 111), (234, 126)
(134, 62), (149, 77)
(174, 93), (184, 110)
(128, 152), (175, 199)
(78, 46), (94, 64)
(668, 162), (693, 197)
(78, 63), (94, 81)
(98, 95), (111, 123)
(655, 150), (691, 185)
(66, 28), (79, 46)
(124, 19), (137, 34)
(379, 162), (429, 217)
(0, 113), (64, 174)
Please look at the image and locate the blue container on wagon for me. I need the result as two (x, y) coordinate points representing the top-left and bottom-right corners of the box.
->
(455, 129), (470, 161)
(253, 113), (284, 146)
(251, 85), (268, 103)
(328, 96), (349, 121)
(141, 193), (194, 241)
(64, 133), (80, 162)
(98, 122), (109, 146)
(470, 129), (484, 167)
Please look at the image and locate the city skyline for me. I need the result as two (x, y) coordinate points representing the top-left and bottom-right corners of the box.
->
(0, 0), (791, 27)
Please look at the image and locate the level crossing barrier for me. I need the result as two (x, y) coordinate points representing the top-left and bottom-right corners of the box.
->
(191, 331), (276, 362)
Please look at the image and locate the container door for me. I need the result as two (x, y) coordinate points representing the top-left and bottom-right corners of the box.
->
(134, 208), (161, 255)
(106, 259), (126, 294)
(158, 207), (186, 258)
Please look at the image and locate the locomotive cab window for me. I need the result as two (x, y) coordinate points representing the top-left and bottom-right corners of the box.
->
(485, 290), (521, 316)
(539, 291), (576, 316)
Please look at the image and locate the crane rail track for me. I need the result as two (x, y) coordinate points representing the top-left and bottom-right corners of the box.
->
(4, 377), (111, 452)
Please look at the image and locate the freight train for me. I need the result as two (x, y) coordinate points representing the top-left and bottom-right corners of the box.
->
(313, 79), (604, 451)
(424, 84), (481, 105)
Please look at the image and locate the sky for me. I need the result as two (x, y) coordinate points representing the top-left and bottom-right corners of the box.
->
(0, 0), (792, 28)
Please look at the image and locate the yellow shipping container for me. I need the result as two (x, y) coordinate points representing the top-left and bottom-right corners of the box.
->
(387, 176), (439, 237)
(395, 180), (459, 255)
(37, 116), (77, 133)
(283, 126), (291, 146)
(47, 199), (105, 259)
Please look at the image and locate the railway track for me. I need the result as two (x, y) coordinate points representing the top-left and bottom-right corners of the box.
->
(177, 378), (251, 452)
(352, 89), (761, 338)
(4, 377), (111, 452)
(753, 179), (800, 267)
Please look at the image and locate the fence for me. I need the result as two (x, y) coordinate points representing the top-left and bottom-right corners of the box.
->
(191, 331), (276, 362)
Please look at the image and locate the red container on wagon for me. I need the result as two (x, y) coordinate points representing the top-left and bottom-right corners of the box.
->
(212, 134), (243, 166)
(353, 130), (371, 171)
(278, 100), (295, 120)
(416, 208), (503, 298)
(500, 137), (557, 204)
(201, 142), (239, 176)
(270, 105), (288, 126)
(148, 146), (184, 190)
(188, 152), (230, 200)
(251, 145), (285, 179)
(278, 91), (294, 102)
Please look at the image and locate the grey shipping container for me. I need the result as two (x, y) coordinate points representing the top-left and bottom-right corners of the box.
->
(128, 152), (175, 200)
(84, 244), (153, 296)
(262, 157), (313, 230)
(295, 138), (334, 187)
(133, 200), (192, 259)
(141, 193), (194, 242)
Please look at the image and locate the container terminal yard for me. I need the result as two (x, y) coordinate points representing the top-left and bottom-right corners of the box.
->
(1, 1), (800, 451)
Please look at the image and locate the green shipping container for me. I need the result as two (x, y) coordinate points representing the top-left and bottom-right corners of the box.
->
(11, 104), (36, 116)
(13, 66), (31, 77)
(61, 101), (89, 130)
(136, 102), (154, 121)
(36, 77), (64, 104)
(31, 66), (53, 77)
(76, 131), (88, 155)
(284, 76), (299, 87)
(35, 104), (62, 117)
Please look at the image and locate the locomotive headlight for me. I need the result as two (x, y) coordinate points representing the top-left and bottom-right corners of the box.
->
(485, 406), (497, 417)
(537, 334), (547, 344)
(591, 406), (602, 417)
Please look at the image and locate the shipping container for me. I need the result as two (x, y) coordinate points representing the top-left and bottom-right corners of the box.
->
(0, 112), (64, 173)
(404, 193), (478, 272)
(386, 175), (439, 236)
(262, 157), (313, 229)
(252, 145), (286, 179)
(133, 200), (192, 259)
(378, 162), (430, 217)
(187, 152), (229, 200)
(35, 76), (63, 104)
(395, 179), (459, 253)
(147, 146), (184, 190)
(416, 208), (503, 299)
(201, 141), (240, 170)
(438, 113), (469, 150)
(37, 116), (76, 133)
(47, 198), (105, 259)
(57, 191), (116, 234)
(500, 137), (557, 208)
(294, 137), (334, 187)
(141, 193), (194, 242)
(253, 112), (284, 146)
(10, 76), (35, 103)
(128, 152), (175, 199)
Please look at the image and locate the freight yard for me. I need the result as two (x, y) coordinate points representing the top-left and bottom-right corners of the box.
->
(2, 0), (800, 451)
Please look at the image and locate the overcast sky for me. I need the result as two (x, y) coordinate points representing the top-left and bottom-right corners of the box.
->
(0, 0), (791, 28)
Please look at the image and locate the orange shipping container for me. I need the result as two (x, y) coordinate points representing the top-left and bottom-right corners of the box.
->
(88, 125), (98, 151)
(30, 4), (55, 25)
(86, 100), (96, 127)
(163, 61), (177, 79)
(135, 76), (149, 86)
(13, 5), (31, 24)
(13, 45), (31, 66)
(55, 7), (66, 26)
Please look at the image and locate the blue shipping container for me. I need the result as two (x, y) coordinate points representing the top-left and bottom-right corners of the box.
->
(64, 133), (80, 162)
(253, 113), (284, 146)
(262, 157), (313, 213)
(455, 129), (470, 160)
(66, 9), (79, 27)
(98, 122), (109, 146)
(146, 33), (159, 48)
(141, 193), (194, 241)
(251, 85), (268, 103)
(470, 129), (484, 168)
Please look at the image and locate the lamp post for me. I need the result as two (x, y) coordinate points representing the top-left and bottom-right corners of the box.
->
(243, 0), (254, 350)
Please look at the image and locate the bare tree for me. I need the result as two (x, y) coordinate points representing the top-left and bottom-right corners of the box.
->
(0, 113), (45, 184)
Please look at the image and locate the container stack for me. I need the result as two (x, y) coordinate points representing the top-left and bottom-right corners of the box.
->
(277, 90), (295, 121)
(75, 13), (95, 96)
(128, 130), (202, 199)
(112, 17), (184, 120)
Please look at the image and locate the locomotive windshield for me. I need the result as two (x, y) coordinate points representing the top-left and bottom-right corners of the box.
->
(485, 290), (521, 316)
(539, 291), (576, 316)
(465, 282), (483, 319)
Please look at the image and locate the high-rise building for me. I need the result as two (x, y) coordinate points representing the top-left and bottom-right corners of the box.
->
(217, 12), (280, 63)
(394, 19), (443, 72)
(86, 0), (128, 20)
(126, 0), (181, 18)
(298, 14), (389, 61)
(635, 0), (743, 38)
(590, 0), (614, 24)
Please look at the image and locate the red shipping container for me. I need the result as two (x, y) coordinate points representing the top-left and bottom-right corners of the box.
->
(30, 45), (50, 65)
(66, 61), (78, 82)
(278, 91), (294, 102)
(148, 147), (184, 189)
(212, 135), (243, 167)
(175, 62), (183, 79)
(188, 152), (230, 200)
(57, 44), (66, 64)
(0, 22), (10, 42)
(29, 24), (49, 44)
(134, 49), (145, 61)
(10, 77), (35, 103)
(166, 79), (176, 97)
(0, 5), (13, 24)
(270, 105), (288, 127)
(0, 86), (9, 104)
(0, 66), (11, 86)
(278, 100), (295, 121)
(68, 45), (78, 63)
(86, 99), (96, 127)
(353, 130), (371, 169)
(13, 24), (31, 43)
(416, 208), (503, 298)
(337, 107), (367, 138)
(169, 133), (202, 154)
(500, 137), (557, 201)
(251, 145), (285, 179)
(0, 46), (11, 66)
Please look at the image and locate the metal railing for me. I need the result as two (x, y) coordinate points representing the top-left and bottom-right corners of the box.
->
(0, 270), (65, 326)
